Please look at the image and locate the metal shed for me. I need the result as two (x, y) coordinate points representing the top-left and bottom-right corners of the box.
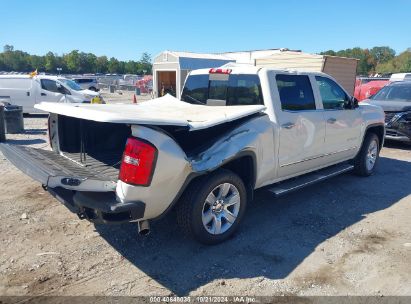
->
(152, 51), (234, 98)
(255, 51), (359, 95)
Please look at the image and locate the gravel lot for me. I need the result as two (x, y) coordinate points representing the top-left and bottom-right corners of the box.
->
(0, 107), (410, 297)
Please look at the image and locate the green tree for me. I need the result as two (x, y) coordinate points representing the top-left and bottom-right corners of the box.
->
(96, 56), (108, 73)
(320, 50), (336, 56)
(3, 45), (14, 52)
(370, 47), (395, 65)
(64, 50), (81, 73)
(45, 52), (57, 72)
(0, 45), (152, 74)
(376, 50), (411, 73)
(139, 52), (152, 74)
(108, 57), (120, 73)
(29, 55), (45, 71)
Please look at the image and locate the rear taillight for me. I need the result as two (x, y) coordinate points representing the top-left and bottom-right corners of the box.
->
(119, 137), (157, 186)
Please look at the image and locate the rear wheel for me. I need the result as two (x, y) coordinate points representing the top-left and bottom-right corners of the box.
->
(176, 169), (247, 245)
(353, 132), (380, 176)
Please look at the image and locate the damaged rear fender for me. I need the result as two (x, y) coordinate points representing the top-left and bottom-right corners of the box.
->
(189, 115), (275, 189)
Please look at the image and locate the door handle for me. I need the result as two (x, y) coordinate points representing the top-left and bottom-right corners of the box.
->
(41, 93), (47, 96)
(327, 118), (337, 124)
(281, 122), (295, 129)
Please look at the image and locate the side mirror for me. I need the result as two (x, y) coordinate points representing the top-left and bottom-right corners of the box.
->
(352, 97), (359, 109)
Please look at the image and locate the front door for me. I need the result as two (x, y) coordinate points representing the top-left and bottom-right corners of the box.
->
(314, 76), (362, 162)
(275, 74), (326, 178)
(39, 79), (66, 103)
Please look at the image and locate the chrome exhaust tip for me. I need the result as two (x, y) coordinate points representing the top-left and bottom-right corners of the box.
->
(137, 220), (150, 236)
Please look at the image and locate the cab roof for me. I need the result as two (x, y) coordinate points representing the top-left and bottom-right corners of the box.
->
(188, 63), (330, 77)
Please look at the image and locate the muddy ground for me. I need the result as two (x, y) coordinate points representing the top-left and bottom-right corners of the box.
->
(0, 109), (410, 298)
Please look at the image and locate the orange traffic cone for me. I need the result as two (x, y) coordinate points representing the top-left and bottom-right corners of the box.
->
(133, 94), (137, 104)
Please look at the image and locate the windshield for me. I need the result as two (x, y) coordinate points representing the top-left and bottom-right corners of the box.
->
(58, 78), (82, 91)
(371, 84), (411, 102)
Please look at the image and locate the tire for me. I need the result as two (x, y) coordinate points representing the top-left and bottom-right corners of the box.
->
(176, 169), (247, 245)
(353, 132), (380, 176)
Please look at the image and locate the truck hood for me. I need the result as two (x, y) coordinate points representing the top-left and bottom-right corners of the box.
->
(34, 94), (266, 131)
(364, 99), (411, 112)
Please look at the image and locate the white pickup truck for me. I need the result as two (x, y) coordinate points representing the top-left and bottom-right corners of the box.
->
(0, 64), (385, 244)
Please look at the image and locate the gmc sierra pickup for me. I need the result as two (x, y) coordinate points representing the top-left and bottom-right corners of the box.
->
(0, 64), (385, 244)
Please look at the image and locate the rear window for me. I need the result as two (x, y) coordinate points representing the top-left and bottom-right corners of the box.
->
(181, 73), (263, 106)
(276, 74), (316, 111)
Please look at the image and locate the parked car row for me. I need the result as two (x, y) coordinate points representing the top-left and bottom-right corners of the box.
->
(0, 75), (103, 113)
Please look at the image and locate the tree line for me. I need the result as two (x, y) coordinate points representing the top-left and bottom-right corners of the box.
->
(0, 45), (152, 75)
(320, 46), (411, 76)
(1, 44), (410, 76)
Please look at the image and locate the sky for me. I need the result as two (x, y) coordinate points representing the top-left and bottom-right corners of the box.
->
(1, 0), (410, 61)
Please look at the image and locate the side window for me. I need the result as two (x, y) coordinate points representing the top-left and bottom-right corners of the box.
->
(276, 74), (316, 111)
(41, 79), (59, 93)
(227, 74), (263, 105)
(315, 76), (350, 110)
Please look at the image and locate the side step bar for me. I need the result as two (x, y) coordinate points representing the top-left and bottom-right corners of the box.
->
(268, 163), (354, 197)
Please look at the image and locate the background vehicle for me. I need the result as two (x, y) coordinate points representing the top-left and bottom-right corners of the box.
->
(354, 77), (390, 101)
(0, 75), (101, 113)
(365, 81), (411, 143)
(389, 73), (411, 82)
(0, 65), (385, 244)
(71, 77), (99, 91)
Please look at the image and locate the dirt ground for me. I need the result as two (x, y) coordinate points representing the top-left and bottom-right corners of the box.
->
(0, 108), (411, 298)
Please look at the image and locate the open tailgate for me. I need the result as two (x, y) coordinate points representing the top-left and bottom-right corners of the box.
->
(35, 94), (266, 131)
(0, 144), (117, 192)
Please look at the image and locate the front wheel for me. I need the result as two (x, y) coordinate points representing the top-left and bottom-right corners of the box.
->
(353, 133), (380, 176)
(176, 169), (247, 245)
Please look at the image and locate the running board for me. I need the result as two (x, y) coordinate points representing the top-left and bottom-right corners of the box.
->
(268, 163), (354, 197)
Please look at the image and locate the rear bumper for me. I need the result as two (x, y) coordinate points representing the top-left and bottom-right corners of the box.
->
(48, 187), (146, 224)
(0, 143), (145, 223)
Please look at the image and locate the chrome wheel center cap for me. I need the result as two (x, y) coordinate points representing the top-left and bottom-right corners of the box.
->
(213, 200), (224, 213)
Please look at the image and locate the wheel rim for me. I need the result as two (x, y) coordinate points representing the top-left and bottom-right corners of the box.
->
(366, 139), (378, 171)
(201, 183), (241, 235)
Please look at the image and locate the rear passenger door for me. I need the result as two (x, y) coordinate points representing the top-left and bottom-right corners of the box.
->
(275, 74), (326, 178)
(314, 76), (362, 161)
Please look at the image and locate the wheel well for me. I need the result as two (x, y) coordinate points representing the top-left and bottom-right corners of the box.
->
(366, 125), (384, 149)
(221, 155), (255, 202)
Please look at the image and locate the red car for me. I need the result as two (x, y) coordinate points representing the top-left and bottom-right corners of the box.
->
(354, 78), (390, 101)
